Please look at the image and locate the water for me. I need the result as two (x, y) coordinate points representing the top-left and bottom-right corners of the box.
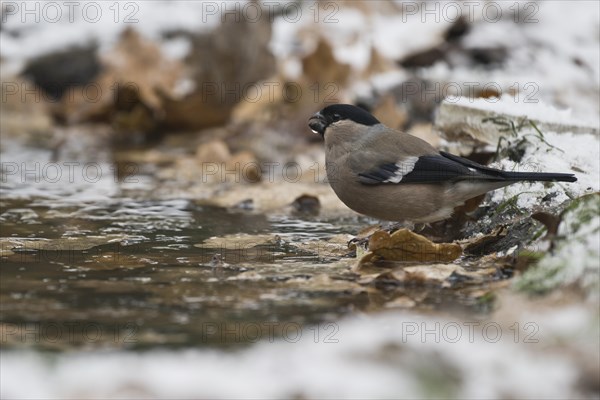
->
(1, 141), (501, 352)
(1, 194), (357, 348)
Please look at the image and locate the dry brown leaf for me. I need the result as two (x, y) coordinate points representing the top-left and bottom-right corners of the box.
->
(359, 228), (462, 266)
(5, 235), (129, 251)
(193, 141), (261, 183)
(384, 296), (416, 308)
(195, 181), (350, 215)
(196, 140), (232, 164)
(60, 28), (184, 127)
(407, 123), (439, 148)
(163, 14), (275, 130)
(287, 273), (364, 294)
(195, 233), (278, 250)
(363, 47), (396, 77)
(230, 78), (285, 123)
(229, 151), (261, 183)
(302, 39), (351, 85)
(0, 76), (54, 139)
(404, 264), (460, 281)
(372, 95), (407, 130)
(103, 28), (182, 111)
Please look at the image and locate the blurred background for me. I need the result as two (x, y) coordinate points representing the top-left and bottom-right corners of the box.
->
(1, 1), (599, 399)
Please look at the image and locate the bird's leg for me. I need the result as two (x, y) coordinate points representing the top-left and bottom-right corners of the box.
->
(347, 236), (370, 252)
(382, 221), (434, 233)
(383, 221), (414, 233)
(347, 223), (383, 251)
(413, 223), (429, 233)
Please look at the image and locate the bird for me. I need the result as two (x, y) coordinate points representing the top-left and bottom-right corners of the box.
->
(308, 104), (577, 223)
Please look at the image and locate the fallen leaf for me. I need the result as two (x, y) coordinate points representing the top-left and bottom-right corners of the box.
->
(384, 296), (416, 308)
(359, 229), (462, 266)
(404, 264), (460, 282)
(196, 140), (231, 164)
(407, 123), (439, 148)
(163, 15), (275, 130)
(302, 39), (351, 86)
(372, 94), (407, 130)
(0, 76), (54, 140)
(5, 235), (129, 251)
(195, 233), (278, 250)
(194, 181), (350, 215)
(61, 28), (184, 129)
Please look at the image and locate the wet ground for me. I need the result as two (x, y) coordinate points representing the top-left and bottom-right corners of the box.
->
(1, 137), (506, 351)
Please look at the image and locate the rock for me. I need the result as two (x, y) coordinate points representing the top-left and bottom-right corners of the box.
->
(399, 46), (447, 68)
(291, 194), (321, 215)
(467, 47), (507, 66)
(195, 233), (277, 249)
(444, 16), (470, 42)
(21, 45), (101, 100)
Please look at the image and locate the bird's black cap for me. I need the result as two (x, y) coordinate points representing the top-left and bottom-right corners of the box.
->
(309, 104), (380, 135)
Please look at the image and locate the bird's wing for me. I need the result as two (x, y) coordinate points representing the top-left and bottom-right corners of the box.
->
(358, 152), (505, 185)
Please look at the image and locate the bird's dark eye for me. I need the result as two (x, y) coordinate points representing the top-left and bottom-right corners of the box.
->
(332, 114), (342, 122)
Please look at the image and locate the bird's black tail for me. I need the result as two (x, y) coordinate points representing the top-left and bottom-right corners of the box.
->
(500, 171), (577, 182)
(438, 152), (578, 183)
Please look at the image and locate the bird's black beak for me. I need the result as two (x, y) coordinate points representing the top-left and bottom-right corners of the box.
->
(309, 112), (327, 136)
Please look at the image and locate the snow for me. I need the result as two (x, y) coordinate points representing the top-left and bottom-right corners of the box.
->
(435, 94), (599, 211)
(489, 127), (599, 208)
(1, 309), (589, 399)
(446, 95), (598, 128)
(515, 193), (600, 299)
(371, 13), (450, 60)
(425, 1), (600, 125)
(0, 1), (223, 75)
(483, 105), (600, 209)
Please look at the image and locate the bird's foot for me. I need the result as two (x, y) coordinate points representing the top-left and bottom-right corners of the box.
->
(347, 235), (369, 251)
